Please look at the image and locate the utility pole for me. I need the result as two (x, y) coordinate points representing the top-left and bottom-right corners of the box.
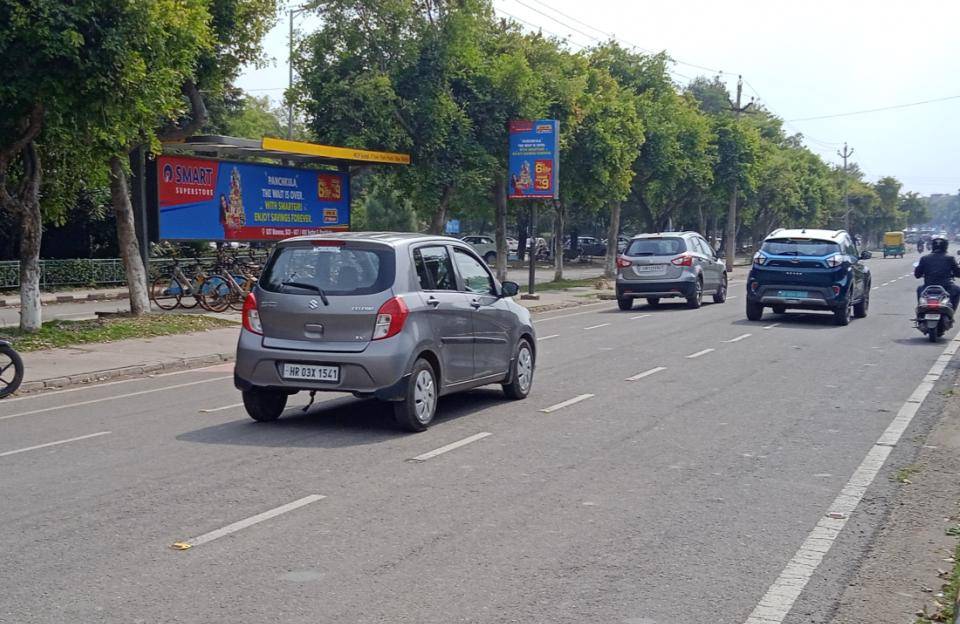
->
(724, 75), (753, 272)
(838, 142), (854, 231)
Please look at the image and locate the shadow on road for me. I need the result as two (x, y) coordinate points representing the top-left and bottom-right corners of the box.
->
(730, 311), (842, 330)
(176, 387), (508, 449)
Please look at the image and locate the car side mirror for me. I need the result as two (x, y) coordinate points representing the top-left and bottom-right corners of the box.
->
(500, 281), (519, 297)
(859, 251), (872, 260)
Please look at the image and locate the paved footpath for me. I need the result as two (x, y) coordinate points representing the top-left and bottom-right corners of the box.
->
(1, 254), (939, 623)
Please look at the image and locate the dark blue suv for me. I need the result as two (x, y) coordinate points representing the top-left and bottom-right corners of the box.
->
(746, 228), (872, 326)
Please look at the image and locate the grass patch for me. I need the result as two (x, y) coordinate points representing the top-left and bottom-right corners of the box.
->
(916, 539), (960, 622)
(0, 314), (238, 352)
(535, 277), (603, 292)
(893, 464), (921, 484)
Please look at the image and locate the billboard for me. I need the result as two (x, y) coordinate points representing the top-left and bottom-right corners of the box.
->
(155, 155), (350, 241)
(508, 119), (559, 199)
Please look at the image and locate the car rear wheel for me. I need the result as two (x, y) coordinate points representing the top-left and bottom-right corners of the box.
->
(686, 278), (703, 309)
(503, 339), (534, 400)
(746, 300), (764, 321)
(393, 358), (437, 432)
(853, 286), (870, 318)
(242, 388), (288, 422)
(617, 297), (633, 311)
(834, 298), (852, 326)
(712, 274), (728, 303)
(646, 297), (660, 307)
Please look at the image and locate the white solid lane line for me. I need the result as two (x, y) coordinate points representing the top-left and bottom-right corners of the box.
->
(537, 334), (559, 342)
(171, 494), (325, 550)
(199, 402), (244, 413)
(763, 323), (780, 330)
(0, 431), (111, 458)
(583, 323), (610, 330)
(685, 348), (715, 359)
(0, 376), (232, 422)
(540, 394), (595, 413)
(409, 432), (492, 462)
(722, 333), (752, 343)
(743, 335), (960, 624)
(630, 314), (651, 320)
(625, 366), (666, 382)
(0, 364), (228, 404)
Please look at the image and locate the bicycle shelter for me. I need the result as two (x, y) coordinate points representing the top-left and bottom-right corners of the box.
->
(130, 135), (410, 269)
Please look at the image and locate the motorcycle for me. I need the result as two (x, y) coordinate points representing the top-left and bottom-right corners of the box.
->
(914, 285), (955, 342)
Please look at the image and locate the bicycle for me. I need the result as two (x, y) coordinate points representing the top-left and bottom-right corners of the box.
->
(150, 258), (207, 310)
(0, 340), (24, 399)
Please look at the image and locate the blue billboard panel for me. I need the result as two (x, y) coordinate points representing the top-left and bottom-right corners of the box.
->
(157, 155), (349, 241)
(508, 119), (559, 199)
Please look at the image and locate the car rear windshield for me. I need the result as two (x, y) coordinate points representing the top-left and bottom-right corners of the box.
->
(625, 237), (685, 256)
(260, 243), (395, 295)
(761, 238), (840, 257)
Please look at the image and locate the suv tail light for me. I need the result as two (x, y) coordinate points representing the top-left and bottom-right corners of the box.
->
(753, 252), (767, 266)
(242, 292), (262, 335)
(671, 253), (694, 267)
(616, 256), (632, 269)
(825, 253), (845, 268)
(373, 296), (409, 340)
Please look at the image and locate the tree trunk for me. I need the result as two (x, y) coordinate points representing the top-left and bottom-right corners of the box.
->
(494, 175), (508, 283)
(109, 155), (151, 315)
(553, 200), (565, 281)
(604, 201), (621, 278)
(428, 185), (455, 235)
(724, 182), (738, 271)
(18, 144), (42, 332)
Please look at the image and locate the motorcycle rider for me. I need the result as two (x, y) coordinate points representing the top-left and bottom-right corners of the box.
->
(915, 235), (960, 309)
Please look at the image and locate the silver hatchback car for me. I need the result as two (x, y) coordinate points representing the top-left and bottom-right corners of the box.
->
(615, 232), (728, 310)
(234, 232), (536, 431)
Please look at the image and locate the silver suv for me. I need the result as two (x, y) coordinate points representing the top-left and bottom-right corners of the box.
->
(615, 232), (728, 310)
(234, 233), (536, 431)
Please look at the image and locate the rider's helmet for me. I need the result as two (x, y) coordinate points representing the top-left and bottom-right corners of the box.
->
(932, 235), (949, 253)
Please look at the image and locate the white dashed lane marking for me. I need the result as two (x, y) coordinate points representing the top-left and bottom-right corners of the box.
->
(409, 432), (493, 462)
(540, 394), (594, 413)
(583, 323), (610, 330)
(722, 333), (752, 343)
(630, 314), (651, 320)
(686, 348), (715, 359)
(763, 323), (780, 330)
(537, 334), (559, 342)
(625, 367), (666, 382)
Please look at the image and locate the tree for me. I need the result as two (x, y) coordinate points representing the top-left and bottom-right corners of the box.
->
(900, 191), (928, 226)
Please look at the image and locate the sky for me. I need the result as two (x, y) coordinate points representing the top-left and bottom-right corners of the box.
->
(236, 0), (960, 196)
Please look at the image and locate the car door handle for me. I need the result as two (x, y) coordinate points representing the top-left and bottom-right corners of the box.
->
(426, 296), (440, 307)
(470, 298), (482, 309)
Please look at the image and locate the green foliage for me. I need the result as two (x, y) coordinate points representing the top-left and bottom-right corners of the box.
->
(219, 95), (285, 139)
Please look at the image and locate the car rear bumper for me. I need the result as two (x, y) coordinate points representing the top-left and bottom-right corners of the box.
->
(616, 277), (696, 299)
(234, 328), (416, 399)
(746, 284), (844, 309)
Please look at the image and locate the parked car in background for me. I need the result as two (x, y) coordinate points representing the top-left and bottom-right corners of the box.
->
(461, 235), (498, 265)
(615, 231), (727, 310)
(507, 237), (519, 254)
(576, 236), (606, 257)
(234, 232), (536, 431)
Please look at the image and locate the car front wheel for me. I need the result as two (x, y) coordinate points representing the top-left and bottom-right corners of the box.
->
(503, 339), (534, 400)
(393, 358), (438, 432)
(242, 388), (288, 422)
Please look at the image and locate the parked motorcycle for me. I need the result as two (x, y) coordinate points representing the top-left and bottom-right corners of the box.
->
(914, 285), (955, 342)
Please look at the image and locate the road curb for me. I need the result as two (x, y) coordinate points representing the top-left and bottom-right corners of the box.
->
(18, 351), (235, 395)
(0, 291), (130, 308)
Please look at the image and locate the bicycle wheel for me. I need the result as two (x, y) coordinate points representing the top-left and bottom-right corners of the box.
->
(150, 275), (182, 311)
(0, 344), (24, 399)
(201, 276), (232, 313)
(177, 275), (200, 309)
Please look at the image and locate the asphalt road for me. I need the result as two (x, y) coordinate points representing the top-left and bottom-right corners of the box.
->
(0, 252), (952, 623)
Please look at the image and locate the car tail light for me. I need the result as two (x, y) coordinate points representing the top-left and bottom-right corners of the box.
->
(825, 253), (844, 268)
(372, 296), (409, 340)
(242, 292), (262, 335)
(750, 281), (759, 293)
(753, 252), (767, 266)
(616, 256), (632, 269)
(832, 285), (841, 296)
(671, 253), (694, 267)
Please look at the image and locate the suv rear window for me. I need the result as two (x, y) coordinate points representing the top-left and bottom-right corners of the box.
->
(761, 238), (840, 257)
(625, 238), (685, 256)
(260, 244), (395, 295)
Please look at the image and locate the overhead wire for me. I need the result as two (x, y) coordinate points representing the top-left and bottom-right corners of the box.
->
(787, 95), (960, 122)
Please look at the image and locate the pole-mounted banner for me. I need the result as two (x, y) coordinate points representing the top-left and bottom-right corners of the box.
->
(508, 120), (559, 200)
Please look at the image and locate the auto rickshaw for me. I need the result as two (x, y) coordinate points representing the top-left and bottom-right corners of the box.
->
(882, 231), (905, 258)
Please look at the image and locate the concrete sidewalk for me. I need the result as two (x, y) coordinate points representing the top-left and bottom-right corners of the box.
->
(0, 287), (129, 308)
